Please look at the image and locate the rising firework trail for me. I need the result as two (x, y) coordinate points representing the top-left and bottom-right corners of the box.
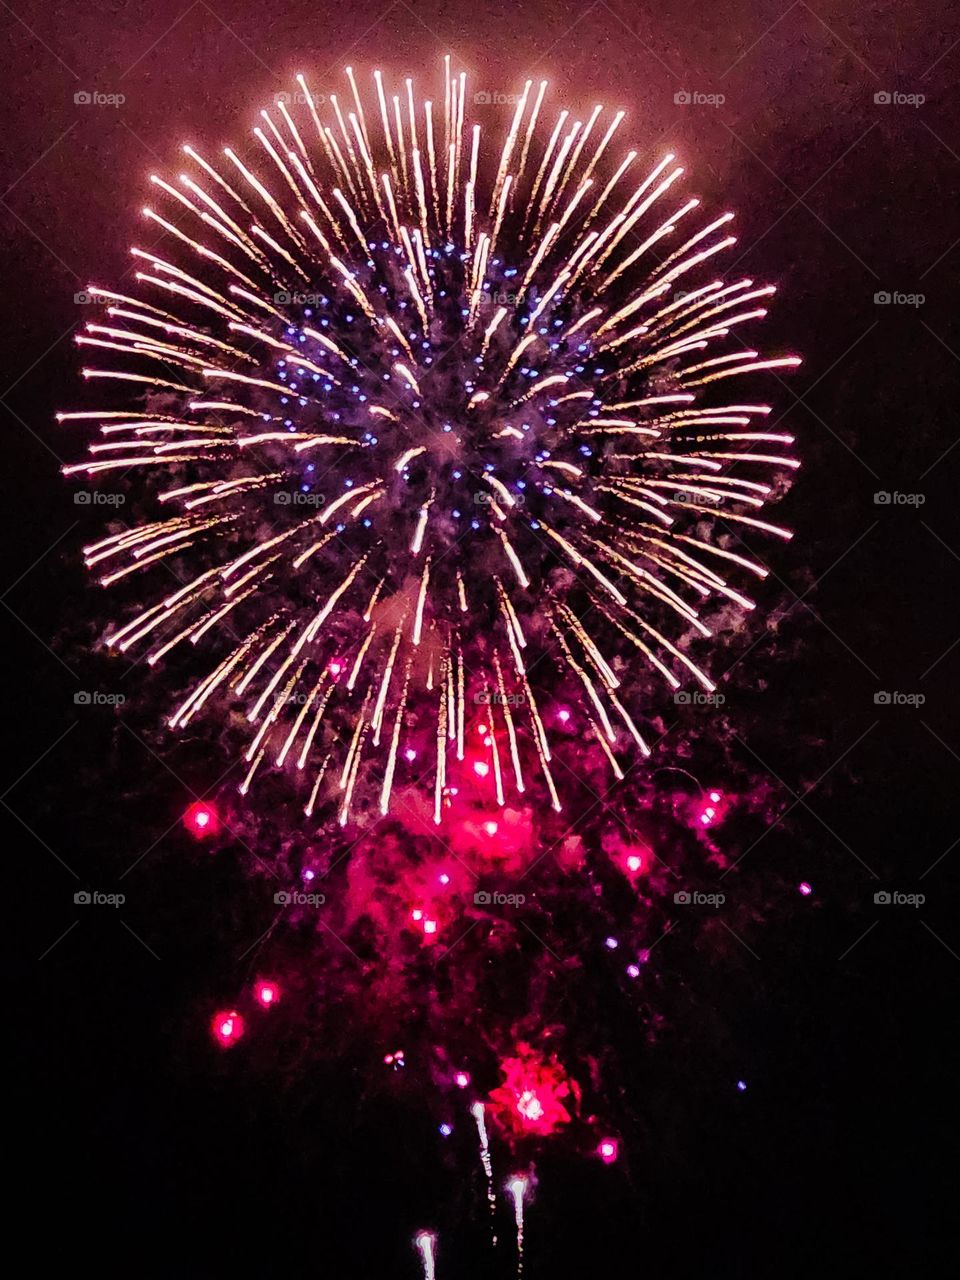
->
(62, 59), (800, 824)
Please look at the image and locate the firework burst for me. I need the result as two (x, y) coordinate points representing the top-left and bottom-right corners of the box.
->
(62, 59), (800, 825)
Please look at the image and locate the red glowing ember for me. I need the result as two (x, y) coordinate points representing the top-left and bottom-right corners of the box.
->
(212, 1009), (244, 1047)
(255, 981), (279, 1007)
(184, 800), (219, 838)
(488, 1043), (580, 1137)
(598, 1138), (619, 1164)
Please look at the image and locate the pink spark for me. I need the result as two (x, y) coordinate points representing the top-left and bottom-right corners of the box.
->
(255, 981), (279, 1007)
(212, 1010), (244, 1047)
(184, 801), (218, 839)
(488, 1045), (579, 1136)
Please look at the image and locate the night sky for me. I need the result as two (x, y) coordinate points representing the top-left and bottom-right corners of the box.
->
(4, 2), (959, 1276)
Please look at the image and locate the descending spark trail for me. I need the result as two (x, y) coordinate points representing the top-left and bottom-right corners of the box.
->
(508, 1175), (529, 1278)
(471, 1100), (498, 1240)
(415, 1230), (437, 1280)
(63, 60), (800, 823)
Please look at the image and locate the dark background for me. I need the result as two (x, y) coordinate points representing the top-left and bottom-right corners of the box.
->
(4, 1), (959, 1275)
